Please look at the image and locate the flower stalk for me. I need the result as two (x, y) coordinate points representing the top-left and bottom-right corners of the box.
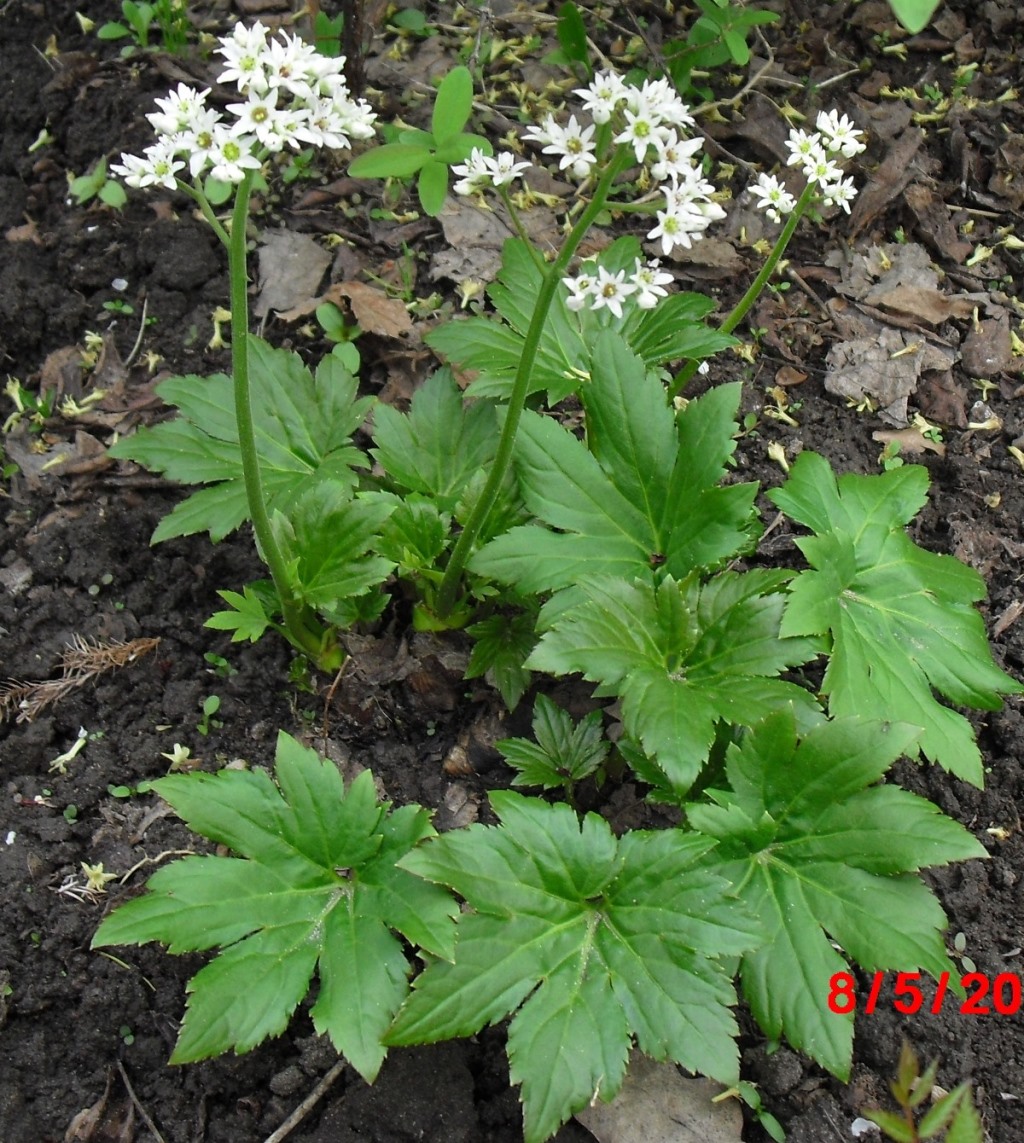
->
(433, 149), (632, 620)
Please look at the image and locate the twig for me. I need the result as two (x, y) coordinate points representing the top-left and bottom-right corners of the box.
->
(117, 1060), (168, 1143)
(123, 294), (150, 369)
(1, 635), (159, 723)
(320, 657), (353, 747)
(262, 1060), (347, 1143)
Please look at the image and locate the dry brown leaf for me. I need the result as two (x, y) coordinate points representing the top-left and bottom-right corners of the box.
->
(872, 427), (946, 456)
(328, 281), (414, 340)
(960, 314), (1013, 377)
(825, 326), (957, 425)
(5, 218), (42, 244)
(849, 127), (924, 238)
(868, 283), (976, 325)
(574, 1052), (742, 1143)
(774, 365), (808, 387)
(253, 229), (331, 317)
(902, 183), (972, 264)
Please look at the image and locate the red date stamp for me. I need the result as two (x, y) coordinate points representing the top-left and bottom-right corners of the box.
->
(828, 971), (1023, 1016)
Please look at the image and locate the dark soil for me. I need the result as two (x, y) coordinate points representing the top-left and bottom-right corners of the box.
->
(3, 1), (1024, 1141)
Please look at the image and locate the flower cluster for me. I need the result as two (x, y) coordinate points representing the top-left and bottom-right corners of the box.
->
(525, 70), (723, 261)
(112, 21), (376, 190)
(451, 148), (531, 196)
(563, 257), (674, 319)
(750, 110), (866, 222)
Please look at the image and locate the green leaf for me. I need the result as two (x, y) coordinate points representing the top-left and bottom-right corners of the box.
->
(93, 733), (456, 1081)
(417, 158), (450, 216)
(473, 332), (760, 593)
(270, 484), (394, 620)
(465, 610), (536, 710)
(371, 368), (499, 510)
(918, 1083), (973, 1138)
(98, 180), (127, 209)
(888, 0), (941, 34)
(97, 21), (130, 39)
(348, 142), (432, 179)
(109, 339), (371, 542)
(205, 585), (274, 643)
(431, 65), (474, 142)
(688, 712), (986, 1080)
(388, 792), (760, 1143)
(556, 1), (590, 69)
(528, 572), (818, 792)
(863, 1110), (916, 1143)
(624, 291), (736, 366)
(497, 695), (609, 789)
(375, 494), (450, 574)
(768, 451), (1024, 783)
(433, 131), (493, 166)
(943, 1084), (984, 1143)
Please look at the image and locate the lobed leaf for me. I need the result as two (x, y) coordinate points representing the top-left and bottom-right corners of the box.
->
(109, 339), (371, 542)
(389, 792), (760, 1143)
(768, 451), (1024, 783)
(528, 572), (819, 792)
(370, 368), (499, 510)
(473, 331), (760, 593)
(93, 733), (456, 1080)
(496, 694), (609, 789)
(689, 712), (987, 1079)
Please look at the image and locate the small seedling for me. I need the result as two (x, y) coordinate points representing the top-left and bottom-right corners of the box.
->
(864, 1040), (983, 1142)
(96, 0), (191, 54)
(203, 651), (237, 679)
(315, 302), (361, 372)
(3, 378), (56, 433)
(196, 695), (222, 737)
(495, 694), (609, 804)
(67, 158), (127, 210)
(348, 66), (493, 215)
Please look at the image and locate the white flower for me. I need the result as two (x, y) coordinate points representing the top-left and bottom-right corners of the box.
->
(262, 32), (318, 101)
(206, 127), (261, 183)
(649, 130), (705, 183)
(111, 138), (184, 189)
(227, 87), (285, 148)
(816, 110), (866, 158)
(802, 149), (843, 187)
(574, 71), (628, 124)
(614, 106), (666, 164)
(633, 77), (694, 130)
(177, 106), (224, 177)
(485, 151), (531, 187)
(146, 83), (211, 136)
(631, 258), (673, 308)
(750, 172), (797, 223)
(452, 148), (494, 196)
(648, 207), (685, 256)
(563, 268), (598, 311)
(821, 172), (858, 213)
(784, 128), (826, 170)
(216, 22), (271, 93)
(525, 114), (597, 179)
(334, 97), (377, 141)
(590, 266), (637, 319)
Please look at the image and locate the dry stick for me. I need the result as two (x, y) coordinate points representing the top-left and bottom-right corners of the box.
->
(117, 1060), (168, 1143)
(262, 1060), (347, 1143)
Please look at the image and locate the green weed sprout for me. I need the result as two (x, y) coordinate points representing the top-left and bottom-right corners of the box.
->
(864, 1040), (983, 1142)
(97, 0), (191, 54)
